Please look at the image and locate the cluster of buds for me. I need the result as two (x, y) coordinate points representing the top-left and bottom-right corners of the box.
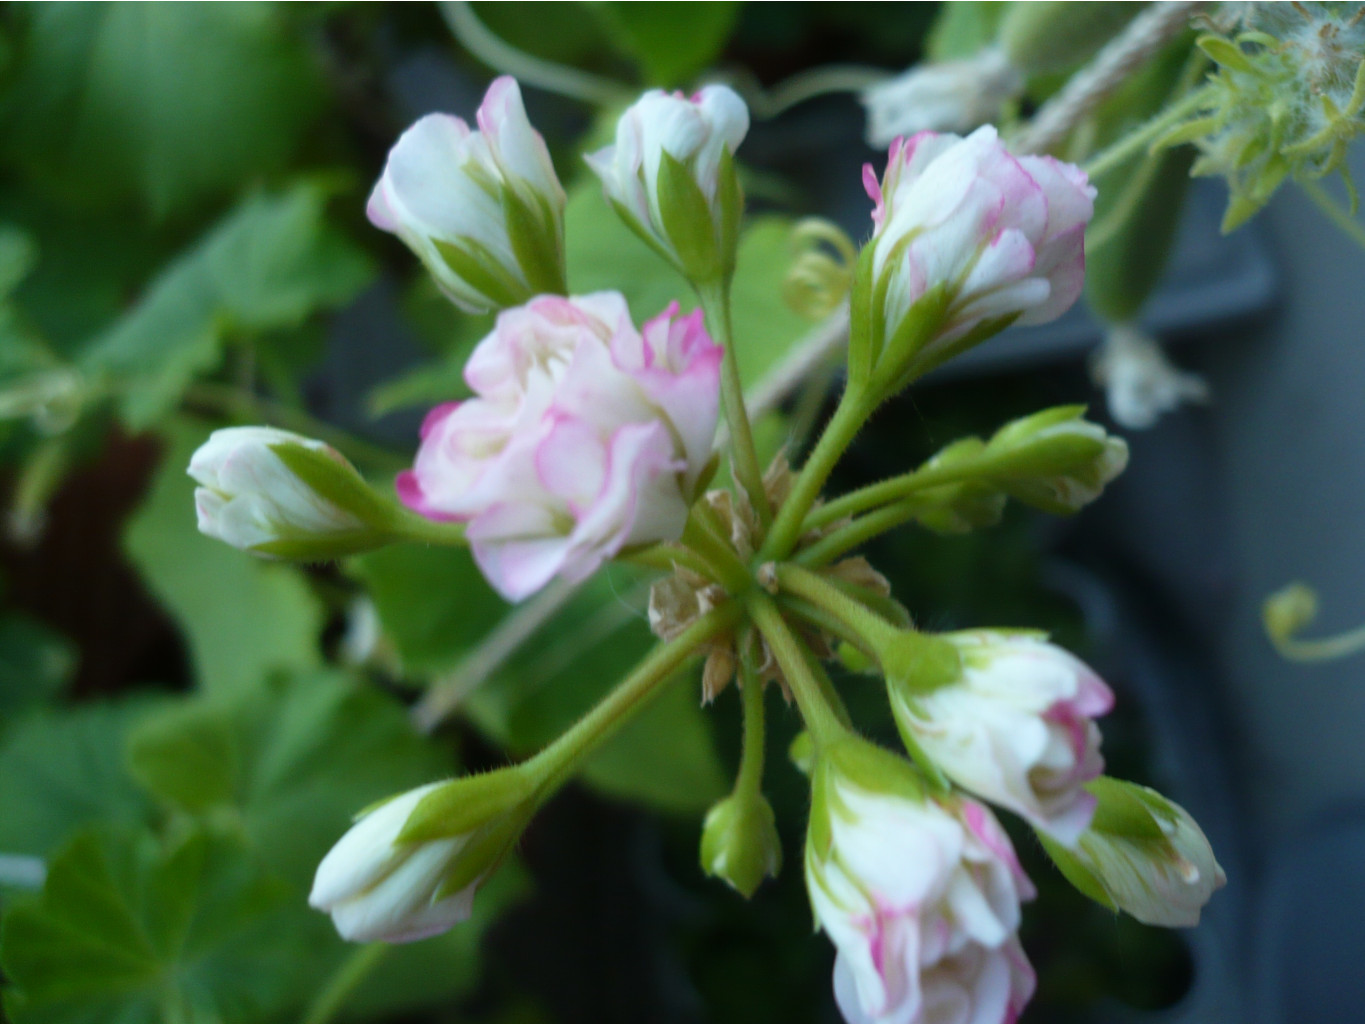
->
(185, 68), (1228, 1024)
(1169, 3), (1365, 230)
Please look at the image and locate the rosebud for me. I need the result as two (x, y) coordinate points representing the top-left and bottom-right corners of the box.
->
(806, 740), (1036, 1024)
(885, 630), (1114, 845)
(1042, 778), (1226, 928)
(852, 127), (1095, 393)
(189, 427), (398, 559)
(368, 77), (566, 313)
(862, 49), (1023, 146)
(983, 405), (1129, 514)
(398, 293), (722, 600)
(586, 86), (747, 284)
(700, 791), (782, 898)
(310, 772), (533, 943)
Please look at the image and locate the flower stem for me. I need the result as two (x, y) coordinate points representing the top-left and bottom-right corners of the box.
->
(734, 648), (767, 800)
(1082, 85), (1212, 180)
(804, 452), (1003, 531)
(528, 602), (743, 793)
(621, 542), (718, 580)
(796, 501), (924, 568)
(391, 511), (468, 547)
(303, 943), (389, 1024)
(759, 385), (871, 561)
(697, 281), (772, 531)
(773, 564), (901, 653)
(747, 594), (847, 748)
(682, 508), (752, 593)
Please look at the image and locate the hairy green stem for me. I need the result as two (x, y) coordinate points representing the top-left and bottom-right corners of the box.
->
(778, 594), (875, 659)
(734, 648), (767, 799)
(759, 385), (871, 560)
(774, 564), (901, 652)
(698, 282), (772, 530)
(528, 602), (743, 792)
(1082, 85), (1212, 180)
(747, 594), (847, 748)
(682, 510), (752, 593)
(303, 943), (389, 1024)
(621, 542), (718, 580)
(805, 453), (1002, 530)
(796, 501), (925, 567)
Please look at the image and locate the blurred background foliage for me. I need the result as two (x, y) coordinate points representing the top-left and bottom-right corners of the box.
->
(0, 4), (1190, 1022)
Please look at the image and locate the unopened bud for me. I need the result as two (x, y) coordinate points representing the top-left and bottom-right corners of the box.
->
(1041, 777), (1225, 928)
(189, 427), (402, 560)
(984, 406), (1129, 515)
(700, 792), (782, 898)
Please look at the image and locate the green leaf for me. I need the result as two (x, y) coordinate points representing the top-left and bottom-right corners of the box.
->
(468, 575), (727, 814)
(351, 543), (509, 677)
(0, 614), (76, 720)
(0, 701), (157, 865)
(594, 2), (740, 86)
(3, 3), (325, 217)
(82, 186), (373, 430)
(729, 217), (823, 387)
(128, 671), (455, 888)
(122, 419), (325, 697)
(926, 1), (1008, 61)
(0, 226), (38, 300)
(0, 827), (305, 1024)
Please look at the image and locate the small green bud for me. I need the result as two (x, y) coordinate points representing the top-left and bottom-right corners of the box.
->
(700, 792), (782, 898)
(1040, 777), (1225, 928)
(983, 406), (1129, 515)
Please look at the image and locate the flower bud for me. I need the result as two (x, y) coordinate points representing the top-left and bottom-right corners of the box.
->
(983, 405), (1129, 514)
(700, 791), (782, 898)
(806, 740), (1036, 1024)
(369, 77), (566, 313)
(586, 86), (748, 284)
(189, 427), (397, 560)
(1042, 778), (1226, 928)
(885, 630), (1114, 845)
(852, 127), (1094, 393)
(399, 293), (721, 600)
(862, 48), (1023, 146)
(310, 772), (533, 943)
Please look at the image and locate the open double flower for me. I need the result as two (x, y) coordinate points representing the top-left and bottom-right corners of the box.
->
(398, 293), (721, 600)
(806, 746), (1036, 1024)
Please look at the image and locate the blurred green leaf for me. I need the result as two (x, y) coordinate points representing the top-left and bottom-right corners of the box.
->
(729, 216), (816, 387)
(123, 419), (325, 697)
(129, 670), (454, 888)
(926, 1), (1008, 60)
(82, 186), (373, 430)
(0, 226), (37, 300)
(0, 614), (76, 719)
(470, 574), (727, 814)
(0, 826), (305, 1024)
(594, 2), (740, 86)
(0, 701), (155, 858)
(351, 543), (508, 677)
(3, 3), (324, 217)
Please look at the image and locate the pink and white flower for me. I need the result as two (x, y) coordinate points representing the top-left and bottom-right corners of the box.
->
(807, 756), (1036, 1024)
(369, 76), (566, 313)
(398, 292), (722, 600)
(861, 126), (1095, 376)
(890, 632), (1114, 846)
(586, 86), (748, 281)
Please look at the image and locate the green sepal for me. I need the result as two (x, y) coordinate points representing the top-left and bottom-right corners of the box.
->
(397, 769), (535, 844)
(657, 149), (721, 284)
(250, 531), (398, 560)
(788, 731), (816, 776)
(878, 630), (963, 696)
(432, 238), (530, 310)
(1038, 832), (1118, 911)
(896, 311), (1018, 389)
(870, 282), (951, 399)
(836, 641), (876, 674)
(605, 195), (682, 272)
(1196, 35), (1256, 74)
(1085, 776), (1173, 842)
(821, 737), (924, 805)
(699, 791), (782, 899)
(714, 147), (744, 281)
(269, 442), (398, 530)
(432, 811), (529, 900)
(847, 243), (878, 388)
(501, 182), (567, 296)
